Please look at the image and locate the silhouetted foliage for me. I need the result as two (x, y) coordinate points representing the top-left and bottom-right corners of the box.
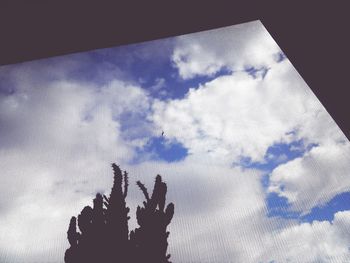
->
(64, 164), (174, 263)
(130, 175), (174, 263)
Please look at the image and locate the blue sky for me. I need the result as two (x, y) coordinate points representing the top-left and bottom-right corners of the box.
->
(71, 38), (350, 227)
(81, 42), (350, 225)
(1, 20), (350, 262)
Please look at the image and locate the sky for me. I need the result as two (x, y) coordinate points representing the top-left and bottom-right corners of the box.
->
(0, 20), (350, 262)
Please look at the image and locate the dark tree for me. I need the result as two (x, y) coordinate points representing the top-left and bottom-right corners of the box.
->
(130, 175), (175, 263)
(103, 164), (130, 261)
(65, 217), (79, 263)
(64, 164), (175, 263)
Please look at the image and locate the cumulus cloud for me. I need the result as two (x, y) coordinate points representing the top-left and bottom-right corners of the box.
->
(122, 158), (267, 262)
(0, 63), (154, 261)
(124, 159), (350, 262)
(269, 141), (350, 213)
(172, 20), (281, 79)
(259, 210), (350, 263)
(1, 20), (350, 263)
(154, 21), (350, 215)
(151, 58), (328, 164)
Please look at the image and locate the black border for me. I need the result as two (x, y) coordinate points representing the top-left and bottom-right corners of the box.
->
(1, 2), (349, 138)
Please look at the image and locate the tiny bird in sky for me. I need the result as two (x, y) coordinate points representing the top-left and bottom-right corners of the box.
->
(161, 131), (164, 137)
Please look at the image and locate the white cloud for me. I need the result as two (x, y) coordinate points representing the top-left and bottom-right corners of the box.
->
(154, 20), (350, 215)
(124, 159), (350, 262)
(172, 20), (281, 79)
(269, 141), (350, 213)
(122, 158), (267, 262)
(151, 58), (330, 165)
(0, 66), (153, 261)
(1, 19), (350, 263)
(259, 211), (350, 262)
(150, 77), (166, 91)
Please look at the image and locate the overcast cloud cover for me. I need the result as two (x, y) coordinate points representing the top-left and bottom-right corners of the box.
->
(0, 20), (350, 262)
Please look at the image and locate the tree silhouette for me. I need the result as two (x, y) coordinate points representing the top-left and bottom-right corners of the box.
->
(103, 164), (130, 261)
(64, 164), (174, 263)
(130, 175), (174, 263)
